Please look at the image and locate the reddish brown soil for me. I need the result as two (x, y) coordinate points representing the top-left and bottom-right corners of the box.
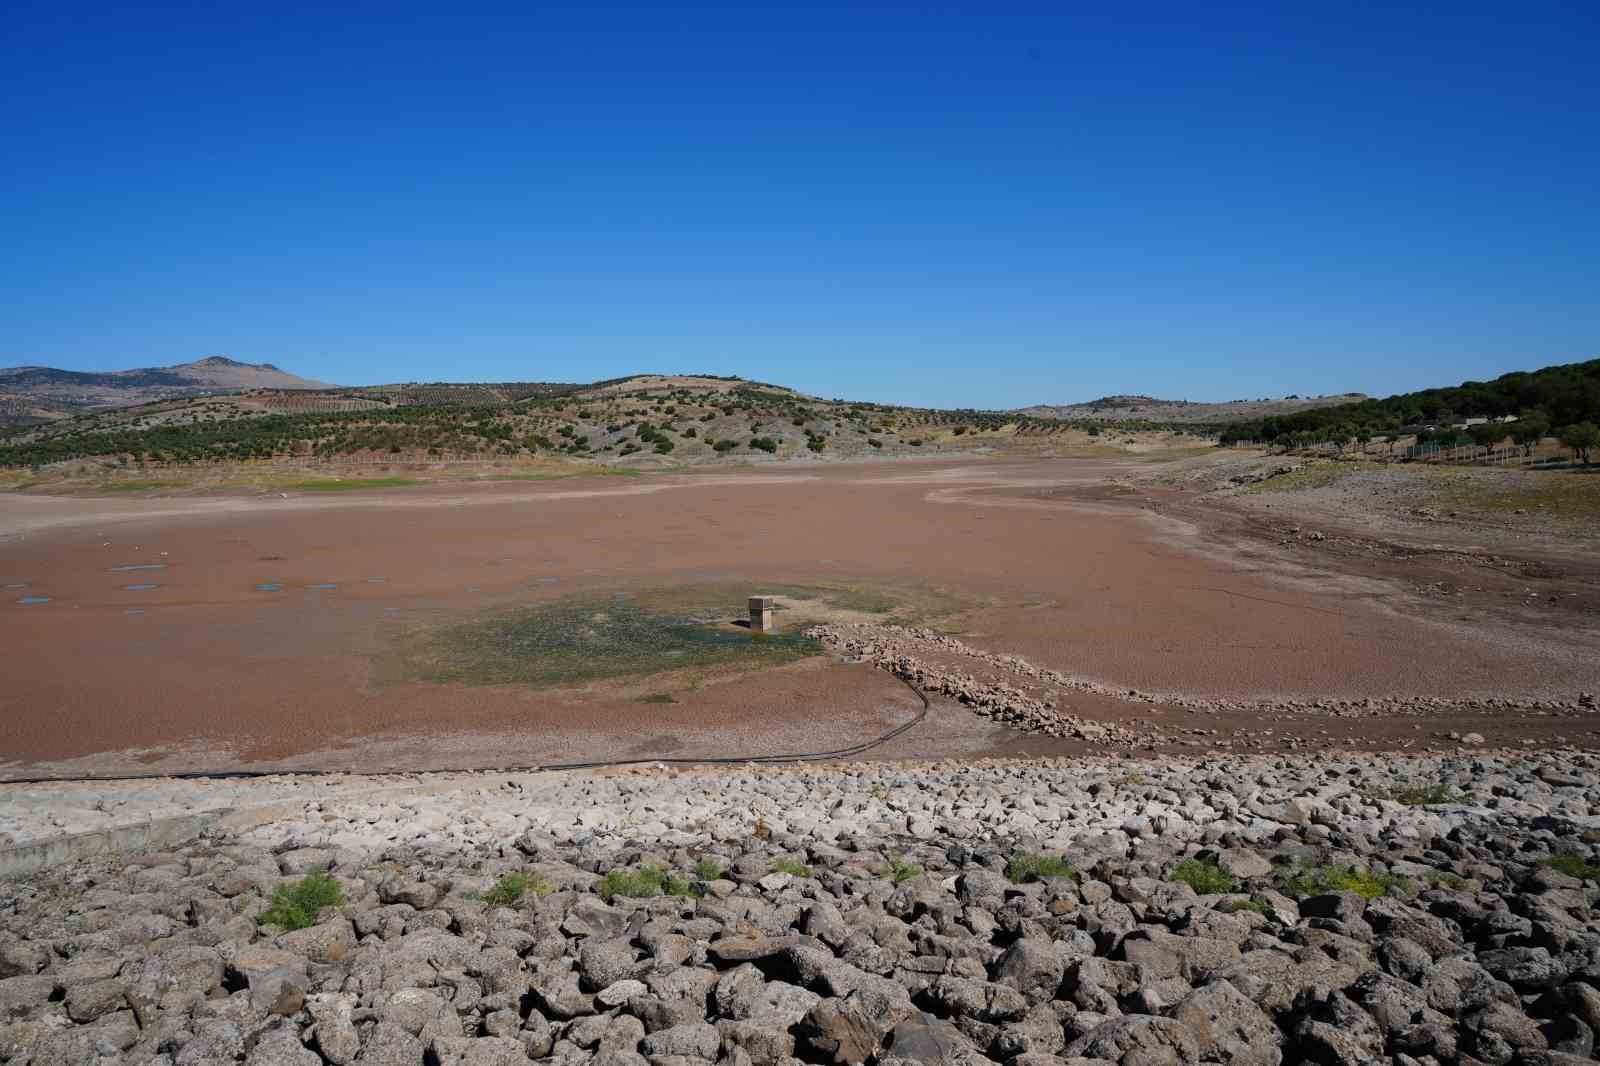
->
(2, 458), (1597, 777)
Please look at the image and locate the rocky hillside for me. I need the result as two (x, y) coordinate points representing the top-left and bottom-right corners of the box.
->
(0, 357), (328, 424)
(0, 751), (1597, 1065)
(0, 376), (1104, 470)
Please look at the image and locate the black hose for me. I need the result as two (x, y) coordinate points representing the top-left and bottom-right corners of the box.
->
(0, 677), (929, 786)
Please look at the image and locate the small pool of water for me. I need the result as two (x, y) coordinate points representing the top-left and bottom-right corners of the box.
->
(122, 583), (159, 591)
(307, 583), (338, 590)
(366, 577), (387, 583)
(18, 596), (50, 605)
(254, 583), (283, 592)
(125, 608), (146, 615)
(110, 563), (165, 572)
(2, 583), (28, 590)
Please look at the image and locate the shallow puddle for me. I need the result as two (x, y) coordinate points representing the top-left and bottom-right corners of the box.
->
(18, 596), (50, 605)
(307, 583), (338, 590)
(121, 583), (159, 591)
(110, 564), (165, 572)
(254, 583), (283, 592)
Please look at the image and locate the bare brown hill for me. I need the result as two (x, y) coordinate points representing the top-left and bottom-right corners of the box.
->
(0, 356), (328, 422)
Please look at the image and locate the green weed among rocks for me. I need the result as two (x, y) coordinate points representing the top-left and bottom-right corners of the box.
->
(1005, 853), (1075, 883)
(1170, 858), (1236, 895)
(1278, 863), (1406, 900)
(480, 872), (552, 906)
(598, 865), (690, 901)
(1542, 851), (1600, 882)
(259, 873), (343, 931)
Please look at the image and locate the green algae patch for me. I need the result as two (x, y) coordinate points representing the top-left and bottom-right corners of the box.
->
(400, 594), (820, 687)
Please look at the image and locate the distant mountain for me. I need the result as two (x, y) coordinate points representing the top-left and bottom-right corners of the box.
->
(0, 356), (328, 423)
(1015, 392), (1367, 425)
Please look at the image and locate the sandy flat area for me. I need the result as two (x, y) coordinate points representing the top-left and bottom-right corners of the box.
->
(2, 457), (1596, 777)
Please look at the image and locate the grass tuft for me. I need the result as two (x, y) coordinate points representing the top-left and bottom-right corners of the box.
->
(1170, 858), (1236, 895)
(1384, 782), (1461, 806)
(1542, 852), (1600, 882)
(1278, 863), (1406, 900)
(259, 873), (344, 930)
(598, 865), (689, 901)
(1005, 853), (1075, 884)
(693, 857), (724, 881)
(771, 858), (812, 878)
(1219, 898), (1272, 917)
(481, 872), (551, 906)
(882, 854), (923, 884)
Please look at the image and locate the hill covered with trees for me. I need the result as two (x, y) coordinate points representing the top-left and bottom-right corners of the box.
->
(1216, 359), (1600, 452)
(0, 374), (1107, 469)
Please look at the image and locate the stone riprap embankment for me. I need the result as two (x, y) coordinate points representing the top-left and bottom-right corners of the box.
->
(802, 623), (1599, 738)
(2, 753), (1600, 1064)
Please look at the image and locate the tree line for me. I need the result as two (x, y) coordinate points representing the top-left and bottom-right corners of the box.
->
(1215, 358), (1600, 462)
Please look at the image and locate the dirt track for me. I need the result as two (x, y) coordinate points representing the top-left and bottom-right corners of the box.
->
(3, 457), (1598, 777)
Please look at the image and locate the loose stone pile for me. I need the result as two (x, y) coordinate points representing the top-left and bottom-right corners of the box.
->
(802, 623), (1599, 734)
(1, 753), (1599, 1064)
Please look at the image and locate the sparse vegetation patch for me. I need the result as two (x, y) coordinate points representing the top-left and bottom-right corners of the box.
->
(1170, 858), (1236, 894)
(1541, 851), (1600, 882)
(598, 865), (690, 901)
(1277, 863), (1405, 900)
(259, 872), (343, 930)
(1006, 853), (1075, 883)
(399, 594), (820, 688)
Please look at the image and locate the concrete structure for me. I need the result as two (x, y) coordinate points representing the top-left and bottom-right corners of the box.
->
(749, 595), (776, 632)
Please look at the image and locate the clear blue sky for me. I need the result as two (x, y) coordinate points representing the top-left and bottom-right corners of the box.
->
(3, 2), (1595, 408)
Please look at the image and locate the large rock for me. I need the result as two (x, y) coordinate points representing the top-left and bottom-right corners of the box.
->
(798, 996), (895, 1066)
(1064, 1014), (1201, 1064)
(308, 993), (362, 1065)
(1120, 930), (1240, 983)
(251, 966), (310, 1017)
(1290, 991), (1385, 1066)
(355, 1021), (426, 1065)
(247, 1025), (323, 1066)
(639, 1022), (722, 1060)
(430, 1035), (532, 1065)
(278, 916), (357, 963)
(381, 987), (461, 1040)
(993, 938), (1065, 1003)
(64, 977), (126, 1022)
(580, 937), (640, 990)
(1216, 849), (1273, 881)
(0, 976), (56, 1021)
(717, 1019), (796, 1066)
(886, 1012), (982, 1066)
(1168, 979), (1280, 1066)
